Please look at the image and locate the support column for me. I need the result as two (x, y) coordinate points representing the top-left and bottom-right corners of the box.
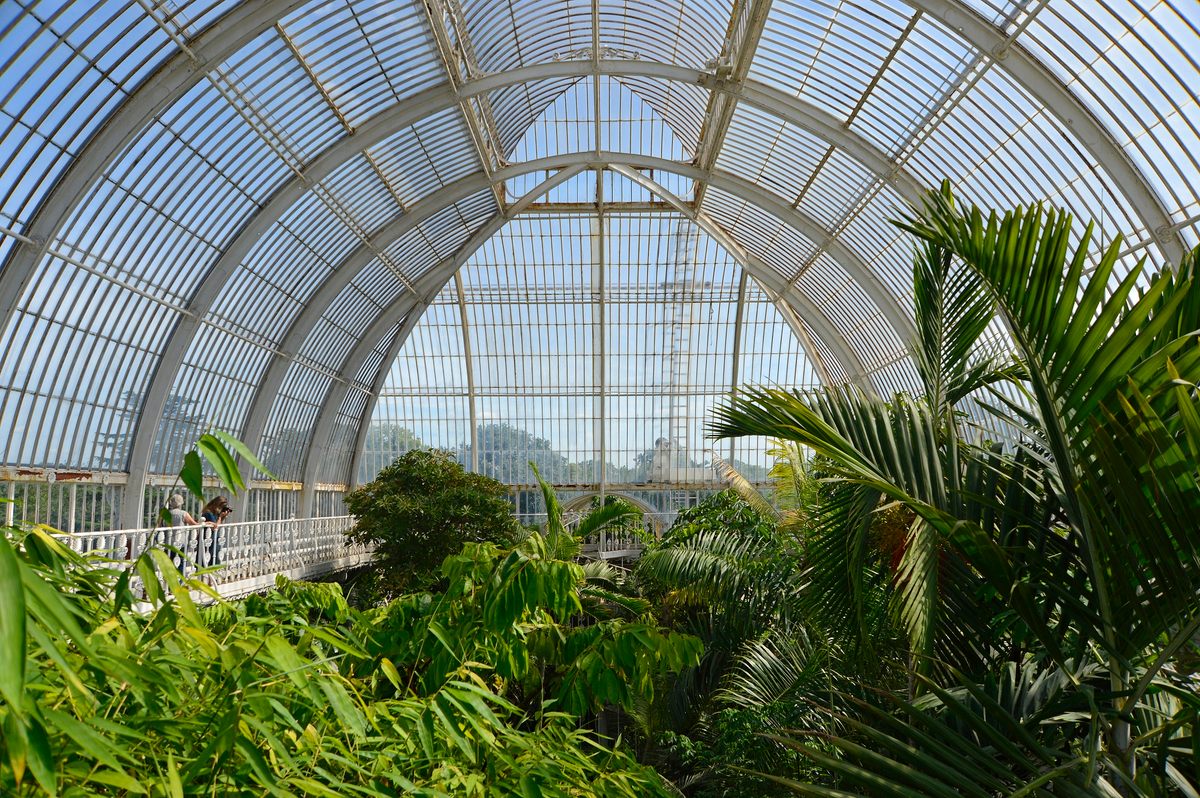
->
(455, 272), (480, 472)
(593, 169), (607, 501)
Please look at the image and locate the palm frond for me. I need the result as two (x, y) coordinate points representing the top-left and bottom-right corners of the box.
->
(713, 453), (779, 521)
(719, 630), (827, 710)
(900, 184), (1200, 666)
(572, 500), (643, 544)
(911, 237), (1012, 410)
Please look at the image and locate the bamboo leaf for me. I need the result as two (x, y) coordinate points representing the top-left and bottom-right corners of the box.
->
(0, 534), (26, 712)
(212, 429), (277, 481)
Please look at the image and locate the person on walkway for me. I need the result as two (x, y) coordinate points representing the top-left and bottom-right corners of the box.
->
(201, 496), (232, 566)
(167, 493), (201, 526)
(165, 493), (203, 567)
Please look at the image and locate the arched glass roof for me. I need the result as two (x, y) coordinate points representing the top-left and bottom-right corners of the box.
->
(1, 0), (1197, 526)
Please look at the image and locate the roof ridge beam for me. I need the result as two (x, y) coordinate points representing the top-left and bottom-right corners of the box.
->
(422, 0), (508, 206)
(692, 0), (775, 208)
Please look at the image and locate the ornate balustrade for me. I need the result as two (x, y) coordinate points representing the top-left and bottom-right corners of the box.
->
(56, 516), (370, 599)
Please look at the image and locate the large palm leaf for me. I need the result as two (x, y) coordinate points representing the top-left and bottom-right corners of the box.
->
(897, 185), (1200, 672)
(911, 237), (1018, 411)
(711, 387), (1002, 673)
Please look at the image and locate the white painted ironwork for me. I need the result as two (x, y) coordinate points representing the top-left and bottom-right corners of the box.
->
(55, 516), (369, 600)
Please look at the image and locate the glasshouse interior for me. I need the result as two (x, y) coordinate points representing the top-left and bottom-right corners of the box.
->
(2, 0), (1200, 794)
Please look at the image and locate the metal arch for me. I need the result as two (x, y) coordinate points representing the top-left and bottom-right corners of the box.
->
(601, 154), (917, 346)
(60, 59), (923, 519)
(297, 220), (501, 513)
(0, 1), (311, 336)
(236, 173), (490, 462)
(239, 164), (589, 469)
(2, 0), (1185, 394)
(902, 0), (1187, 263)
(3, 57), (925, 351)
(316, 161), (874, 506)
(117, 58), (920, 520)
(124, 150), (892, 520)
(338, 234), (866, 500)
(296, 167), (588, 511)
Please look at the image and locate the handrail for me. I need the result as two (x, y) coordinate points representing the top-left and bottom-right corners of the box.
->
(55, 516), (370, 598)
(52, 515), (646, 598)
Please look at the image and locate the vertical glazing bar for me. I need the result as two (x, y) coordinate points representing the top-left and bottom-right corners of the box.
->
(67, 483), (78, 533)
(592, 170), (607, 502)
(728, 270), (748, 462)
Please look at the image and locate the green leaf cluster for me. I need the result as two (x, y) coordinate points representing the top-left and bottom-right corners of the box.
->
(709, 183), (1200, 794)
(0, 516), (699, 795)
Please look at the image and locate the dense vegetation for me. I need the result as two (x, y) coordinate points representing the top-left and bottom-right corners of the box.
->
(0, 521), (699, 796)
(704, 184), (1200, 794)
(4, 185), (1198, 795)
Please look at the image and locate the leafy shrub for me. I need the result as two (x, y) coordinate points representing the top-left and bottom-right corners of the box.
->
(345, 449), (524, 593)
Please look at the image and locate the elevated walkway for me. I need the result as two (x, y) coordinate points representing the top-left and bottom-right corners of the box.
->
(57, 516), (370, 599)
(55, 515), (649, 600)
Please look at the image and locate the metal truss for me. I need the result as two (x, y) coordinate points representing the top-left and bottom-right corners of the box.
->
(4, 0), (1195, 513)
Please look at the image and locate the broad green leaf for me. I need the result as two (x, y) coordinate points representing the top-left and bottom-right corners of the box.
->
(198, 433), (244, 492)
(89, 769), (147, 793)
(0, 534), (26, 712)
(42, 707), (127, 773)
(166, 753), (183, 798)
(179, 450), (205, 500)
(212, 429), (277, 481)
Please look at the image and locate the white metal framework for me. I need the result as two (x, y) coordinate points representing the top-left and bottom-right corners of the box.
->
(1, 0), (1198, 527)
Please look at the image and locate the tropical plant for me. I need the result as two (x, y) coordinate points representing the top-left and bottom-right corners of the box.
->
(633, 490), (822, 795)
(344, 448), (524, 594)
(711, 183), (1200, 792)
(0, 524), (687, 796)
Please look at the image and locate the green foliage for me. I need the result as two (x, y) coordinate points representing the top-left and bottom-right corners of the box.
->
(345, 449), (524, 593)
(159, 430), (275, 526)
(0, 517), (697, 796)
(711, 183), (1200, 793)
(633, 491), (829, 796)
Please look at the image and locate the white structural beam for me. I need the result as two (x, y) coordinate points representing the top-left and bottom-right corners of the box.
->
(422, 0), (507, 199)
(454, 270), (480, 472)
(692, 0), (775, 208)
(902, 0), (1186, 263)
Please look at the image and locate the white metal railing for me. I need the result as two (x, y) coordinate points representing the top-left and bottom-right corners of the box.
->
(55, 516), (370, 597)
(580, 533), (646, 560)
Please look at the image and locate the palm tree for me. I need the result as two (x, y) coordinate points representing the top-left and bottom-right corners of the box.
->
(711, 182), (1200, 792)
